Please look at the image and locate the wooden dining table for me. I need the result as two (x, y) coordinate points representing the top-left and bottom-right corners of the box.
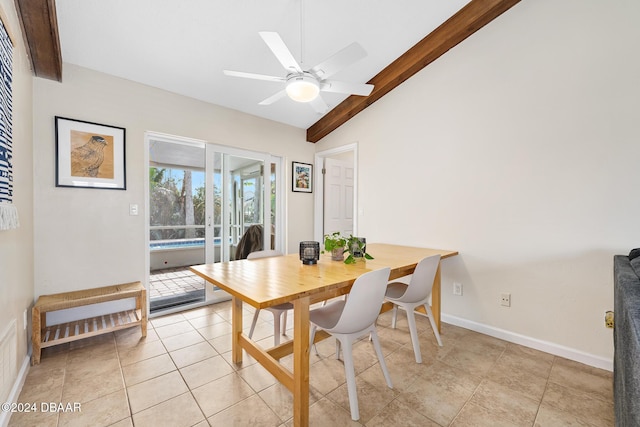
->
(190, 243), (458, 426)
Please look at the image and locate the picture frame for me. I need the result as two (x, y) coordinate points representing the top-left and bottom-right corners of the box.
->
(292, 161), (312, 193)
(55, 116), (126, 190)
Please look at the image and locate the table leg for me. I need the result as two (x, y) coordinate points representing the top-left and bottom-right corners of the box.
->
(433, 262), (442, 333)
(232, 296), (243, 364)
(292, 297), (310, 427)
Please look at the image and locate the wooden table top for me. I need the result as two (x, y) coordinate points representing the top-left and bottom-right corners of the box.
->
(190, 243), (457, 309)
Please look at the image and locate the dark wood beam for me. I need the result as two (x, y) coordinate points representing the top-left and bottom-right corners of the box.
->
(14, 0), (62, 81)
(306, 0), (521, 143)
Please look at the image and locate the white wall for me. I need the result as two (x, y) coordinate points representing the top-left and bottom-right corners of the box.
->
(315, 0), (640, 367)
(0, 0), (34, 408)
(32, 64), (315, 299)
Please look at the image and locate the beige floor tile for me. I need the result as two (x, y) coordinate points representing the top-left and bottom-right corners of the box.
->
(115, 328), (159, 348)
(57, 388), (129, 427)
(153, 320), (196, 339)
(106, 417), (133, 427)
(149, 313), (186, 328)
(534, 402), (595, 426)
(549, 357), (614, 402)
(439, 345), (500, 377)
(485, 359), (548, 402)
(179, 354), (235, 389)
(61, 367), (124, 404)
(206, 394), (281, 426)
(208, 333), (233, 354)
(7, 409), (59, 427)
(258, 382), (323, 422)
(187, 311), (226, 328)
(196, 321), (232, 340)
(132, 392), (205, 427)
(309, 357), (347, 395)
(399, 369), (475, 426)
(451, 402), (518, 427)
(238, 361), (278, 392)
(170, 341), (218, 368)
(541, 382), (614, 426)
(161, 330), (205, 351)
(366, 398), (440, 427)
(117, 339), (167, 366)
(17, 367), (65, 403)
(307, 397), (361, 426)
(126, 371), (188, 414)
(122, 353), (176, 386)
(191, 372), (255, 417)
(326, 376), (398, 424)
(469, 379), (539, 425)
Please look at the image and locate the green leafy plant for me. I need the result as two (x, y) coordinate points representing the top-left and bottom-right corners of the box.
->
(323, 232), (373, 264)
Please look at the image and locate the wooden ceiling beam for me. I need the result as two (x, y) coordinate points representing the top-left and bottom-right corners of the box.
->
(14, 0), (62, 81)
(306, 0), (521, 143)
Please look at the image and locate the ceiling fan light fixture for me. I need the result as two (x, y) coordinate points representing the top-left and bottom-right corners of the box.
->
(286, 74), (319, 103)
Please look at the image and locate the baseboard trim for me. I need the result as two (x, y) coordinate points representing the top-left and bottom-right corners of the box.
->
(442, 313), (613, 372)
(0, 355), (30, 427)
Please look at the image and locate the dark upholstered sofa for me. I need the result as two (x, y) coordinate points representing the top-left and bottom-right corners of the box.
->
(613, 254), (640, 426)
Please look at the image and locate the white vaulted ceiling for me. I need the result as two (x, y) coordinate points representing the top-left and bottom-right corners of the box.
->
(55, 0), (471, 129)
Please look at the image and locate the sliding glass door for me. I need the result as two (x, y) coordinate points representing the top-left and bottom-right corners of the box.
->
(148, 133), (281, 313)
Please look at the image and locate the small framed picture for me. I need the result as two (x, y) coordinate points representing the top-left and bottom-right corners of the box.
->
(292, 161), (312, 193)
(55, 116), (126, 190)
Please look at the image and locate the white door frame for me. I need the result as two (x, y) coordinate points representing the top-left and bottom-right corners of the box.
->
(313, 143), (358, 242)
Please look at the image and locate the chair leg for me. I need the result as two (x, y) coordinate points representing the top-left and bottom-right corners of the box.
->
(391, 304), (398, 329)
(273, 312), (281, 346)
(341, 337), (360, 421)
(406, 306), (422, 363)
(370, 329), (393, 388)
(281, 311), (288, 335)
(335, 339), (341, 360)
(424, 303), (443, 347)
(248, 309), (260, 339)
(310, 325), (319, 356)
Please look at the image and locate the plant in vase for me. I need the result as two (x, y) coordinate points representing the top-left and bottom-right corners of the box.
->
(323, 231), (348, 261)
(344, 235), (374, 264)
(323, 232), (374, 264)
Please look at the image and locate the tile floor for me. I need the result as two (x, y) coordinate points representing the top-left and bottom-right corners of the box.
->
(9, 301), (614, 426)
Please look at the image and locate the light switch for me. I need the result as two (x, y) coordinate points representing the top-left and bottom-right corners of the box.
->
(129, 204), (139, 216)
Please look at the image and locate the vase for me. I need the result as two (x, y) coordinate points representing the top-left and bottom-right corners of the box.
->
(331, 247), (344, 261)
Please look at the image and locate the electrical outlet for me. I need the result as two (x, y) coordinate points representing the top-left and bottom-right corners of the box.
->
(500, 293), (511, 307)
(453, 282), (463, 296)
(605, 311), (614, 328)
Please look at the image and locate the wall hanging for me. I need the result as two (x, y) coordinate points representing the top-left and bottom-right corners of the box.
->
(55, 116), (126, 190)
(0, 9), (17, 230)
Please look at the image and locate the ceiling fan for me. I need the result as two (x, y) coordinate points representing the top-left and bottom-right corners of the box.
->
(223, 31), (374, 113)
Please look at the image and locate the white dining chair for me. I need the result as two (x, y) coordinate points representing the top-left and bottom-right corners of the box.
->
(309, 267), (393, 421)
(385, 254), (442, 363)
(246, 250), (293, 346)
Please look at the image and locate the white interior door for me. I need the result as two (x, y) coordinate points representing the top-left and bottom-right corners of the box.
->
(323, 157), (354, 236)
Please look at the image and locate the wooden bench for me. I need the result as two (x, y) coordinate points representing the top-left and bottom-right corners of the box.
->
(31, 281), (147, 365)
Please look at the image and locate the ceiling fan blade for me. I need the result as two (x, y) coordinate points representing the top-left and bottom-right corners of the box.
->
(321, 80), (374, 97)
(259, 90), (288, 106)
(310, 42), (367, 79)
(223, 70), (285, 83)
(259, 31), (302, 73)
(309, 95), (329, 114)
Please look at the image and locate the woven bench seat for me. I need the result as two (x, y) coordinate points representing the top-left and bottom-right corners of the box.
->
(31, 282), (147, 365)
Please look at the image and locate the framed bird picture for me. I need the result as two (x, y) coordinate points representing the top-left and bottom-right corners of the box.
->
(55, 117), (126, 190)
